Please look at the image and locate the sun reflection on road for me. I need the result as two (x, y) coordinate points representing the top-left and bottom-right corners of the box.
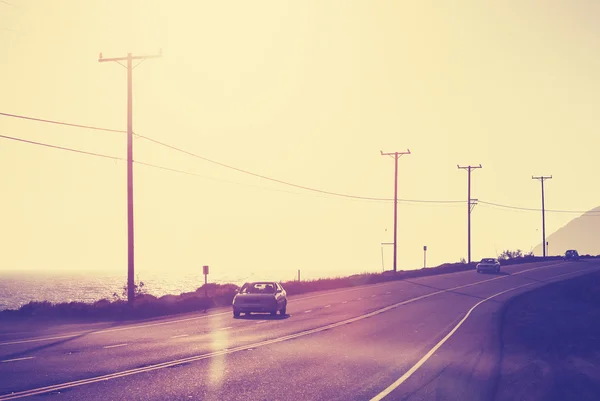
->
(207, 320), (230, 391)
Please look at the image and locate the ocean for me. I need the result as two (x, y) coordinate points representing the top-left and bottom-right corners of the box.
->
(0, 270), (256, 311)
(0, 264), (383, 311)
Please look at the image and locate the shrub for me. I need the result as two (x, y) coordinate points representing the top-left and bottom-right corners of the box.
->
(498, 249), (523, 260)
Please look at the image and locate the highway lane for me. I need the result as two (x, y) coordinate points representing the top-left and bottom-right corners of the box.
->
(0, 260), (595, 400)
(0, 260), (566, 362)
(0, 259), (566, 346)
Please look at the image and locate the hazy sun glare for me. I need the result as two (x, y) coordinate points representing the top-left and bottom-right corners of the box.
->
(1, 1), (599, 282)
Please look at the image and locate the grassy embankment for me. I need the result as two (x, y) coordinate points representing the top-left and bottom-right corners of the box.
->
(0, 254), (590, 321)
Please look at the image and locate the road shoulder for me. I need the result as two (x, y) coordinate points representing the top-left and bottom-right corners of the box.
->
(494, 269), (600, 401)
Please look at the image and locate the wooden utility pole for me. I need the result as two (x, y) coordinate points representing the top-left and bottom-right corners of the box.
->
(99, 50), (162, 304)
(458, 164), (482, 264)
(381, 150), (411, 273)
(532, 175), (552, 257)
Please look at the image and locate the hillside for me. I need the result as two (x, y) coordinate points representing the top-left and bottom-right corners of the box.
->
(532, 206), (600, 256)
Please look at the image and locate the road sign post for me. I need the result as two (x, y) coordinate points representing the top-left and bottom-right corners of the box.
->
(424, 245), (427, 268)
(203, 265), (209, 298)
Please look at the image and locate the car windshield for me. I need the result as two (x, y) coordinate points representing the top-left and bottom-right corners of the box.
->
(481, 258), (496, 263)
(240, 282), (277, 294)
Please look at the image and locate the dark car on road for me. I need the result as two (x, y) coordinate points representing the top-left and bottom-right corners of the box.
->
(564, 250), (579, 261)
(232, 281), (287, 318)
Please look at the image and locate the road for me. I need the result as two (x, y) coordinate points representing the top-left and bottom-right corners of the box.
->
(0, 259), (598, 400)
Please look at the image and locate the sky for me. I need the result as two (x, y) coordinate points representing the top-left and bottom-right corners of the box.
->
(0, 1), (599, 282)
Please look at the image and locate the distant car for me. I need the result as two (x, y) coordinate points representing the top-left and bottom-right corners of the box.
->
(232, 281), (287, 318)
(564, 250), (579, 261)
(476, 258), (500, 273)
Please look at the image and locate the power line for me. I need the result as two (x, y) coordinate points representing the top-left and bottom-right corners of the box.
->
(0, 134), (122, 161)
(477, 200), (600, 214)
(0, 133), (397, 203)
(1, 130), (599, 216)
(0, 112), (125, 133)
(139, 137), (464, 204)
(142, 135), (392, 202)
(0, 133), (341, 200)
(2, 111), (598, 214)
(0, 111), (462, 204)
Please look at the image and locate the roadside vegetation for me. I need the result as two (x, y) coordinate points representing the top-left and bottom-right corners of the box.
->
(2, 252), (597, 322)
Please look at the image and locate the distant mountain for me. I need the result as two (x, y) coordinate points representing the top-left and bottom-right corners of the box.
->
(532, 206), (600, 256)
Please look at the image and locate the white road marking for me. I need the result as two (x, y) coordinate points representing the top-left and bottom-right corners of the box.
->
(1, 357), (34, 363)
(169, 334), (189, 339)
(219, 327), (232, 331)
(1, 262), (567, 347)
(324, 305), (331, 308)
(371, 295), (377, 297)
(102, 344), (128, 349)
(357, 298), (363, 300)
(342, 301), (348, 304)
(304, 310), (312, 313)
(255, 321), (266, 324)
(0, 264), (591, 401)
(369, 267), (596, 401)
(0, 311), (232, 346)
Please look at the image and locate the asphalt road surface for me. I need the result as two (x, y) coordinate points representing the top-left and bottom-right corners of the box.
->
(1, 259), (598, 400)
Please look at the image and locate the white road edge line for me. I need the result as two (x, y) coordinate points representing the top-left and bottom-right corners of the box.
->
(324, 305), (331, 308)
(219, 327), (232, 331)
(1, 357), (34, 363)
(304, 310), (312, 313)
(102, 344), (128, 349)
(0, 261), (568, 347)
(0, 264), (589, 401)
(169, 334), (189, 339)
(0, 311), (232, 346)
(368, 267), (597, 401)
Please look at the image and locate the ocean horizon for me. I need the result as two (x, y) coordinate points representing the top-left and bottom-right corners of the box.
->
(0, 266), (388, 311)
(0, 269), (282, 311)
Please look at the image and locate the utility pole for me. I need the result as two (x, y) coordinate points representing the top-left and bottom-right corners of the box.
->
(381, 150), (411, 273)
(381, 242), (393, 272)
(457, 164), (482, 264)
(99, 50), (162, 304)
(532, 175), (552, 258)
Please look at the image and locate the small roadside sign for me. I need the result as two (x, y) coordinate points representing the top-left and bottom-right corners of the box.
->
(203, 265), (209, 275)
